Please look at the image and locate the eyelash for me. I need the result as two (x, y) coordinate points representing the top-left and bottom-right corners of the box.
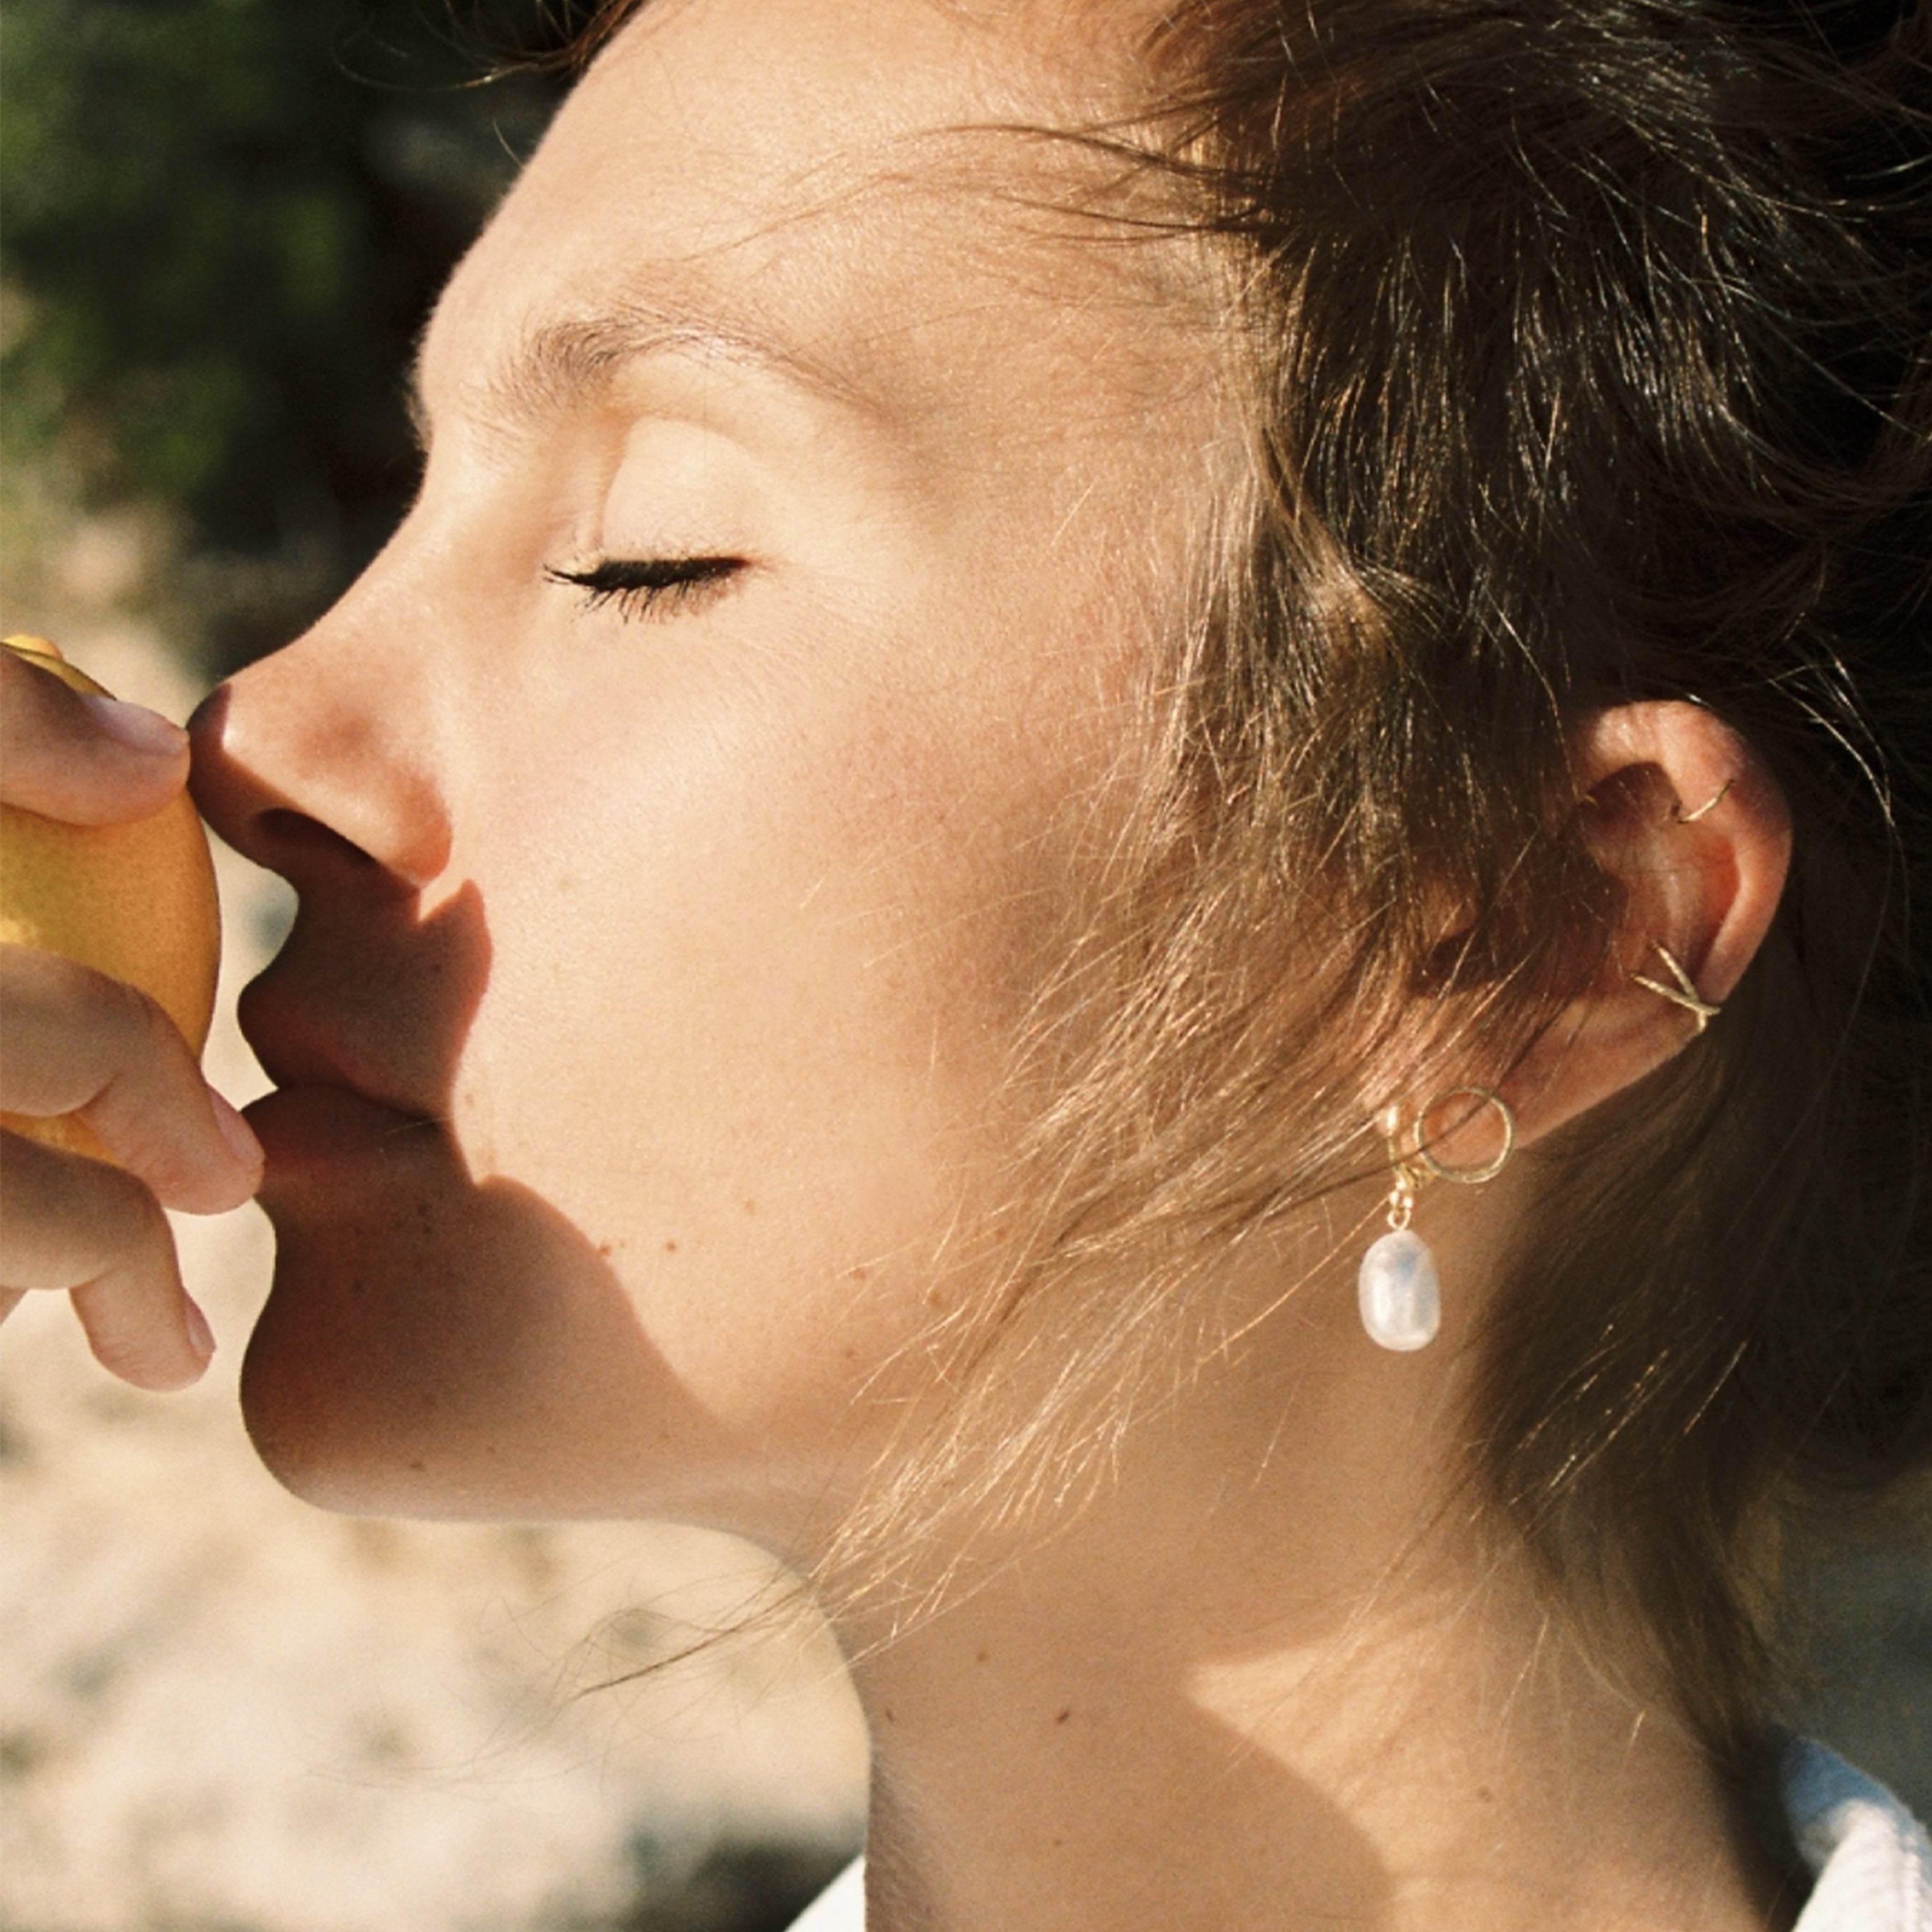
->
(545, 555), (746, 620)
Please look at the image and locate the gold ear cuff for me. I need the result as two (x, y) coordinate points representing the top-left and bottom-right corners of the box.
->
(1631, 942), (1721, 1035)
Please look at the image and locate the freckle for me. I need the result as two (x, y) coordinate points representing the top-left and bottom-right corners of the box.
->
(842, 1347), (857, 1361)
(976, 1649), (990, 1665)
(924, 1288), (942, 1309)
(1476, 1785), (1494, 1803)
(742, 1199), (757, 1216)
(991, 1224), (1008, 1243)
(847, 1264), (868, 1281)
(407, 1459), (425, 1473)
(1054, 1708), (1071, 1725)
(663, 1239), (679, 1255)
(597, 1242), (613, 1258)
(883, 1707), (896, 1724)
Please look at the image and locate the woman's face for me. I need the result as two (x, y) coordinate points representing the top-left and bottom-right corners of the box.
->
(192, 0), (1220, 1546)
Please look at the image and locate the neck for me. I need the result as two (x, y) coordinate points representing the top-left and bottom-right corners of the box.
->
(815, 1284), (1788, 1932)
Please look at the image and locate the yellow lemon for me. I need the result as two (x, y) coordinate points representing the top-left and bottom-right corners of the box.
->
(1, 634), (221, 1162)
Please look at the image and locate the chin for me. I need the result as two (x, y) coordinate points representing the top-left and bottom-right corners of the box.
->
(238, 1283), (478, 1519)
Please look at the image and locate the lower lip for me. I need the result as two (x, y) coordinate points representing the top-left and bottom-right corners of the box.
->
(245, 1085), (443, 1172)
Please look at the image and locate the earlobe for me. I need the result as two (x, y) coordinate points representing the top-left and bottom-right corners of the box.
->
(1502, 700), (1792, 1147)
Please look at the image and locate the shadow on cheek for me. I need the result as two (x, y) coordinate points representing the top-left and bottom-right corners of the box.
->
(240, 880), (743, 1520)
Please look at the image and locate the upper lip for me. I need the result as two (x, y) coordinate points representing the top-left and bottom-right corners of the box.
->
(238, 971), (438, 1123)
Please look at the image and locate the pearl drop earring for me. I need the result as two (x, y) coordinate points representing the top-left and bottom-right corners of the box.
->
(1357, 1087), (1516, 1352)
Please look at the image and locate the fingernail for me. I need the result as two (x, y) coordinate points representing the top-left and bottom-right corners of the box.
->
(184, 1296), (216, 1362)
(78, 691), (188, 758)
(211, 1092), (264, 1173)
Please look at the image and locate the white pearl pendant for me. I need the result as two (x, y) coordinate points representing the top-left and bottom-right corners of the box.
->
(1357, 1228), (1441, 1351)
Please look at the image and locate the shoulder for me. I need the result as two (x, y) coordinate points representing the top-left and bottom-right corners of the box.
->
(1787, 1738), (1932, 1932)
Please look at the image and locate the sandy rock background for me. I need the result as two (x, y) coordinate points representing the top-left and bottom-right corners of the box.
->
(1, 519), (1928, 1929)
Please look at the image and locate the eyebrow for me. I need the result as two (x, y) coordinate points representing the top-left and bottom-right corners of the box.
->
(407, 298), (876, 449)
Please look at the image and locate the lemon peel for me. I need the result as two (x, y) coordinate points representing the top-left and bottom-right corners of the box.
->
(1, 635), (221, 1162)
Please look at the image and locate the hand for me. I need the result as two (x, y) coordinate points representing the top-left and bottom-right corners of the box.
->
(0, 648), (262, 1390)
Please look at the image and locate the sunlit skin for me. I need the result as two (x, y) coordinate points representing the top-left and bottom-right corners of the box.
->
(191, 0), (1224, 1536)
(5, 2), (1802, 1928)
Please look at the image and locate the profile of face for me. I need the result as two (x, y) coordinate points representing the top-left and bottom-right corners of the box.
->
(191, 0), (1221, 1550)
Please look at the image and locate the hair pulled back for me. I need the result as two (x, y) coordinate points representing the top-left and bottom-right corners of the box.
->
(1116, 0), (1932, 1797)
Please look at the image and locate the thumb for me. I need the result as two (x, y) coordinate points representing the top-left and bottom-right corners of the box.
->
(1, 641), (190, 826)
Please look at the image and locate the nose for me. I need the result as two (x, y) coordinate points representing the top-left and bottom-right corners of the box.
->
(190, 575), (453, 896)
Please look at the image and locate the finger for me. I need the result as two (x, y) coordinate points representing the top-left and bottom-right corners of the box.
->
(0, 1129), (214, 1390)
(0, 947), (262, 1214)
(1, 645), (189, 824)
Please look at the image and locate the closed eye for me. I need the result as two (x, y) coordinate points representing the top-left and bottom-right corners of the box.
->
(545, 555), (747, 620)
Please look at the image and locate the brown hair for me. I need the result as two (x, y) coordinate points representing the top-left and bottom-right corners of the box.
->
(564, 0), (1932, 1845)
(1095, 0), (1932, 1834)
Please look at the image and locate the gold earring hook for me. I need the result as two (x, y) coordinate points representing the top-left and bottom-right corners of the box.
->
(1380, 1086), (1515, 1204)
(1408, 1086), (1516, 1184)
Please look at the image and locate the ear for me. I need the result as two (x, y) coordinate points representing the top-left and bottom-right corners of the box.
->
(1502, 700), (1791, 1147)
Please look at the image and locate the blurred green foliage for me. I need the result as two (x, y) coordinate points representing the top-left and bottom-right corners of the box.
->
(1, 1), (579, 669)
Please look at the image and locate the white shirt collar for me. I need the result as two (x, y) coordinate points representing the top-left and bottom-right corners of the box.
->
(1787, 1737), (1932, 1931)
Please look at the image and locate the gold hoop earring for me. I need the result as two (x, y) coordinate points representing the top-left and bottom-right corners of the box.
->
(1358, 1087), (1517, 1353)
(1666, 778), (1735, 825)
(1631, 942), (1721, 1036)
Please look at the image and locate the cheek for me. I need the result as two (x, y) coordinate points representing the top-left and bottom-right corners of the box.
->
(439, 657), (1070, 1436)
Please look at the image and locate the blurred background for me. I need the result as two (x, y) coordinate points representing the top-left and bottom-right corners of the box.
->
(1, 3), (1927, 1927)
(3, 0), (580, 678)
